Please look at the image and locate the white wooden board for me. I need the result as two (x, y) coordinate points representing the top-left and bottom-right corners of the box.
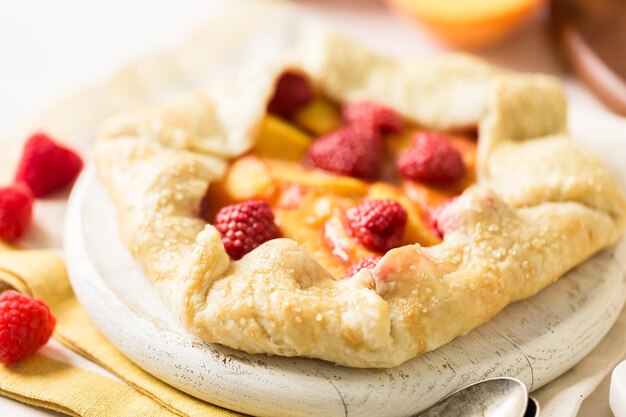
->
(64, 167), (626, 417)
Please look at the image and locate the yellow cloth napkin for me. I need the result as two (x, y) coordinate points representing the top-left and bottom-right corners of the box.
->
(0, 244), (241, 417)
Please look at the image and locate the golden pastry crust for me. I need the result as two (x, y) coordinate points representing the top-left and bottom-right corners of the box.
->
(96, 34), (626, 368)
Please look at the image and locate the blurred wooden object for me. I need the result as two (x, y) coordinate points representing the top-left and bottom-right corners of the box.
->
(552, 0), (626, 116)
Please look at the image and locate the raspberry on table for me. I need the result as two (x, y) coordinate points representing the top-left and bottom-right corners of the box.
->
(398, 132), (466, 184)
(15, 133), (84, 197)
(346, 199), (407, 252)
(0, 290), (56, 364)
(214, 200), (281, 260)
(267, 71), (315, 119)
(344, 256), (381, 278)
(305, 125), (383, 180)
(0, 183), (34, 242)
(342, 101), (404, 134)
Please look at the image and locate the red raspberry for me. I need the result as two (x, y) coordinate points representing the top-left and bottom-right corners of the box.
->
(267, 71), (315, 119)
(15, 133), (83, 197)
(398, 132), (465, 184)
(214, 200), (280, 260)
(346, 199), (407, 252)
(0, 183), (34, 242)
(305, 125), (383, 180)
(0, 290), (56, 364)
(344, 256), (381, 278)
(342, 101), (404, 134)
(428, 197), (457, 238)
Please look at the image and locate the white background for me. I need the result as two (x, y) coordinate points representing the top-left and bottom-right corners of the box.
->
(0, 0), (619, 415)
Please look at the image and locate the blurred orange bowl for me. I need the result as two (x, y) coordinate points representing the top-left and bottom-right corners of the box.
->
(387, 0), (547, 48)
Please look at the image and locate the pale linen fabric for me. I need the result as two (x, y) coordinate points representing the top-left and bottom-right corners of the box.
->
(0, 1), (624, 415)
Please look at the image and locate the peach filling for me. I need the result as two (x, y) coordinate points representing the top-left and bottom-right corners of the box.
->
(203, 72), (477, 277)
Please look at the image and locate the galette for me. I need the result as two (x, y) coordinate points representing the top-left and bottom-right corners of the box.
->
(95, 34), (626, 368)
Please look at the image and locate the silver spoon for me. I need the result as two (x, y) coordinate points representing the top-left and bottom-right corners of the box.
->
(525, 396), (540, 417)
(415, 377), (539, 417)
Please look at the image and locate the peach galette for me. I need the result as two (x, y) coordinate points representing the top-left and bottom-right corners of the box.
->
(96, 35), (626, 368)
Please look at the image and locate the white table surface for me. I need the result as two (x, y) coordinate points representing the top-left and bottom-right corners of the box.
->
(0, 0), (620, 415)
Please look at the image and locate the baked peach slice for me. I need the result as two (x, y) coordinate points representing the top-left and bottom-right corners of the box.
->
(252, 115), (313, 161)
(205, 156), (368, 214)
(202, 156), (277, 219)
(265, 159), (368, 198)
(293, 96), (342, 136)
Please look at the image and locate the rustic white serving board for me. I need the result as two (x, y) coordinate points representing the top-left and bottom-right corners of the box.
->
(64, 166), (626, 417)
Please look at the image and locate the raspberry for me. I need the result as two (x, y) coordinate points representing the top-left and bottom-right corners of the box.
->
(346, 199), (407, 252)
(214, 200), (280, 260)
(428, 198), (457, 238)
(342, 101), (404, 134)
(305, 125), (383, 180)
(398, 132), (465, 184)
(344, 256), (381, 278)
(0, 183), (34, 242)
(267, 71), (315, 119)
(15, 133), (84, 197)
(0, 290), (56, 364)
